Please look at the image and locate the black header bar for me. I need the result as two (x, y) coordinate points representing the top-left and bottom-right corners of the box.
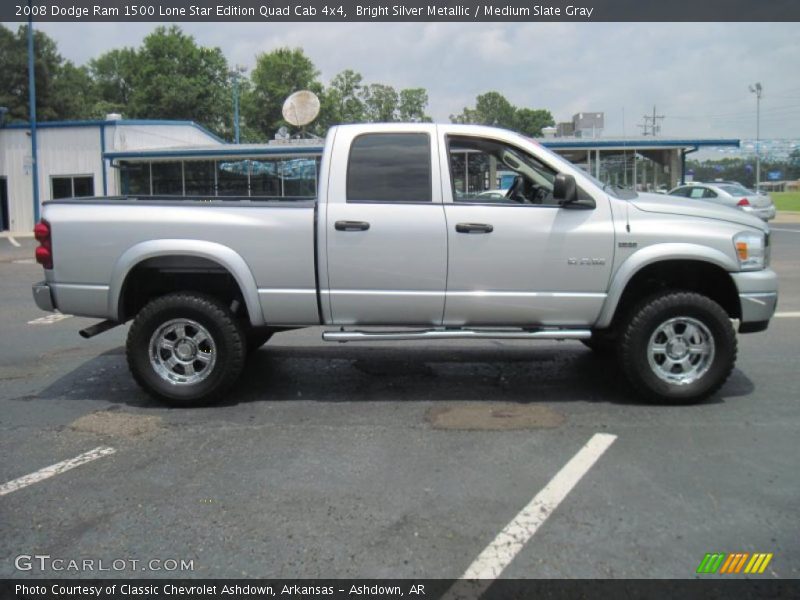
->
(2, 0), (799, 22)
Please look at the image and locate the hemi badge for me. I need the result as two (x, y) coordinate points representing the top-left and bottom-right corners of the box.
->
(618, 242), (638, 248)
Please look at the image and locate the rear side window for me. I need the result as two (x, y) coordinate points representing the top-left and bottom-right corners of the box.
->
(347, 133), (431, 202)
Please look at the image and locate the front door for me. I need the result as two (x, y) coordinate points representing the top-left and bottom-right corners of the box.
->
(324, 127), (448, 325)
(441, 134), (615, 327)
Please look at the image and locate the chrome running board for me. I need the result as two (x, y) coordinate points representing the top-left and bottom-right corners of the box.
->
(322, 328), (591, 342)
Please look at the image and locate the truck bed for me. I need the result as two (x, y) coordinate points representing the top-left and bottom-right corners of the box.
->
(41, 196), (319, 326)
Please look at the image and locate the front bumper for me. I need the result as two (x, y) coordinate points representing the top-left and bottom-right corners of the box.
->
(32, 281), (55, 312)
(731, 269), (778, 331)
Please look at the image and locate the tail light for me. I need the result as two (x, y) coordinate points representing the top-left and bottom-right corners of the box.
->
(34, 220), (53, 269)
(737, 198), (750, 207)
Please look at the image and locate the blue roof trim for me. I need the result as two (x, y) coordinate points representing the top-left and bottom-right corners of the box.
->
(542, 139), (740, 149)
(105, 146), (324, 160)
(2, 119), (225, 143)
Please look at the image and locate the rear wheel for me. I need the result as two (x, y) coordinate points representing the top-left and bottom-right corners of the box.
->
(126, 293), (245, 406)
(618, 291), (736, 404)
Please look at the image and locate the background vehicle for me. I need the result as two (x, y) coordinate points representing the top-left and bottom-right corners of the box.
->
(32, 124), (777, 406)
(668, 182), (776, 221)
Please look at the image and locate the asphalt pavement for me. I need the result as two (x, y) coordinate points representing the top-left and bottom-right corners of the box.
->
(1, 229), (798, 580)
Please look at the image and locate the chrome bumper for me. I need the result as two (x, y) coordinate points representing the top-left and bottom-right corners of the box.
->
(32, 281), (55, 312)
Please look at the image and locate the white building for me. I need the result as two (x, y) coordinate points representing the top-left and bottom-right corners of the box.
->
(0, 118), (224, 232)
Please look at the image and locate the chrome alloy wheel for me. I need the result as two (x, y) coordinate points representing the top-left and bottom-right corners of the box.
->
(647, 317), (715, 385)
(149, 318), (217, 385)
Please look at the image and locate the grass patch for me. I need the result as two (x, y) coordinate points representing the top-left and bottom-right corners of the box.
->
(773, 191), (800, 212)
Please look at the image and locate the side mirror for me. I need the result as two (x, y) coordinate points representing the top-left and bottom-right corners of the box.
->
(553, 173), (578, 205)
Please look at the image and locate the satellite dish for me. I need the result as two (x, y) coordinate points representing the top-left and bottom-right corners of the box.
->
(282, 90), (320, 127)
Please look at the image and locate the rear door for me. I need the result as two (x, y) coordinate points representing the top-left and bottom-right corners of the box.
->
(322, 126), (448, 325)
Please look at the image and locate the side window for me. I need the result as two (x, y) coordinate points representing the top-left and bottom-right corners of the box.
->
(689, 187), (706, 199)
(670, 187), (690, 197)
(447, 136), (561, 206)
(347, 133), (431, 202)
(703, 188), (718, 198)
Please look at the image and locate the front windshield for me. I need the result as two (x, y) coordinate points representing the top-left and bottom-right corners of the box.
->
(516, 133), (637, 200)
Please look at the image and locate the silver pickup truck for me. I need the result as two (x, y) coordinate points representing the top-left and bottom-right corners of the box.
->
(32, 124), (777, 406)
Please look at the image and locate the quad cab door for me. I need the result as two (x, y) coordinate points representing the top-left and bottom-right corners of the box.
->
(440, 131), (615, 327)
(321, 125), (448, 325)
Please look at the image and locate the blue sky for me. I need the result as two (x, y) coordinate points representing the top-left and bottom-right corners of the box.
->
(27, 21), (800, 139)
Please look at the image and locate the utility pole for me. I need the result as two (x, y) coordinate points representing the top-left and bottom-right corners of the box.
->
(229, 64), (247, 144)
(639, 105), (665, 136)
(28, 2), (40, 223)
(749, 82), (762, 191)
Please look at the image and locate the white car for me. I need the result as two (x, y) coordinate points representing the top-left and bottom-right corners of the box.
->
(669, 182), (775, 221)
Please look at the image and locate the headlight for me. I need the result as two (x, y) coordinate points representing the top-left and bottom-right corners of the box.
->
(733, 231), (767, 271)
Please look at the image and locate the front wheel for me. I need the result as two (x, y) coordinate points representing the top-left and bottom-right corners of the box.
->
(126, 293), (246, 407)
(618, 291), (737, 404)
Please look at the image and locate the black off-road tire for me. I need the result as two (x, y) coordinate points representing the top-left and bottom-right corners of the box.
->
(126, 293), (246, 407)
(618, 291), (737, 404)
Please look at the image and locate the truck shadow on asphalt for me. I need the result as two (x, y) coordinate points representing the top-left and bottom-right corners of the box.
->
(30, 341), (755, 408)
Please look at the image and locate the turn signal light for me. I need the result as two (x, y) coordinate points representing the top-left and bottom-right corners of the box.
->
(736, 241), (749, 261)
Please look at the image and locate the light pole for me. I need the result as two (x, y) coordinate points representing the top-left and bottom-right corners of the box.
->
(229, 64), (247, 144)
(28, 2), (40, 222)
(749, 82), (762, 192)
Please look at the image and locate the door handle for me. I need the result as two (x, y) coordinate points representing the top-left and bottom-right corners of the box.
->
(335, 220), (370, 232)
(456, 222), (493, 234)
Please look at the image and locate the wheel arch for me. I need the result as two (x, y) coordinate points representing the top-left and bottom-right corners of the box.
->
(110, 240), (265, 326)
(596, 244), (740, 330)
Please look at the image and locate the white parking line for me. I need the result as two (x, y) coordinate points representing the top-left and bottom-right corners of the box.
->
(0, 446), (116, 497)
(443, 433), (617, 599)
(775, 312), (800, 318)
(28, 313), (73, 325)
(7, 236), (21, 247)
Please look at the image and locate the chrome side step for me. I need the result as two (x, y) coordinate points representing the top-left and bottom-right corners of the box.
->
(322, 328), (591, 342)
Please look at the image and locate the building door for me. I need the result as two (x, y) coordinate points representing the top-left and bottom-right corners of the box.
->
(0, 178), (8, 231)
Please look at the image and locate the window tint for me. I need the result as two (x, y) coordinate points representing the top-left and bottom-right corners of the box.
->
(347, 133), (431, 202)
(703, 188), (718, 198)
(669, 187), (690, 197)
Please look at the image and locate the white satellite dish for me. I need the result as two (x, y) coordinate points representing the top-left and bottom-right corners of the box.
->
(282, 90), (320, 127)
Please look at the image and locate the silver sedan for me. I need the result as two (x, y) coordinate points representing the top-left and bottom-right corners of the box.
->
(668, 182), (776, 221)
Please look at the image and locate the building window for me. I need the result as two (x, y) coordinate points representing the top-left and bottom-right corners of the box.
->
(217, 160), (250, 196)
(282, 158), (318, 197)
(151, 162), (183, 195)
(249, 159), (282, 197)
(51, 175), (94, 199)
(120, 162), (151, 195)
(347, 133), (431, 202)
(184, 161), (215, 196)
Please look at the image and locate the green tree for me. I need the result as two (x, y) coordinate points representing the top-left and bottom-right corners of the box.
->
(451, 91), (553, 136)
(324, 69), (365, 125)
(513, 107), (554, 137)
(243, 47), (321, 140)
(361, 84), (399, 122)
(89, 47), (137, 114)
(398, 88), (431, 122)
(0, 24), (95, 122)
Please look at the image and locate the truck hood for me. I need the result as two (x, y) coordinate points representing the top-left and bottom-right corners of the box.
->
(630, 192), (768, 232)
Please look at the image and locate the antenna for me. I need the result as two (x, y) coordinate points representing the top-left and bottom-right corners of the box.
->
(282, 90), (320, 136)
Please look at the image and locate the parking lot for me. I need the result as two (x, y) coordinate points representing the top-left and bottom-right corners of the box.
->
(1, 224), (799, 581)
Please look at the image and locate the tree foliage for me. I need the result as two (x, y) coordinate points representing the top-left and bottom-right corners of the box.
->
(451, 91), (554, 136)
(91, 26), (230, 134)
(0, 25), (94, 122)
(242, 47), (322, 140)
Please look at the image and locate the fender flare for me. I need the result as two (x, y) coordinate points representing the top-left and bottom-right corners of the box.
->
(108, 239), (265, 326)
(595, 243), (739, 329)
